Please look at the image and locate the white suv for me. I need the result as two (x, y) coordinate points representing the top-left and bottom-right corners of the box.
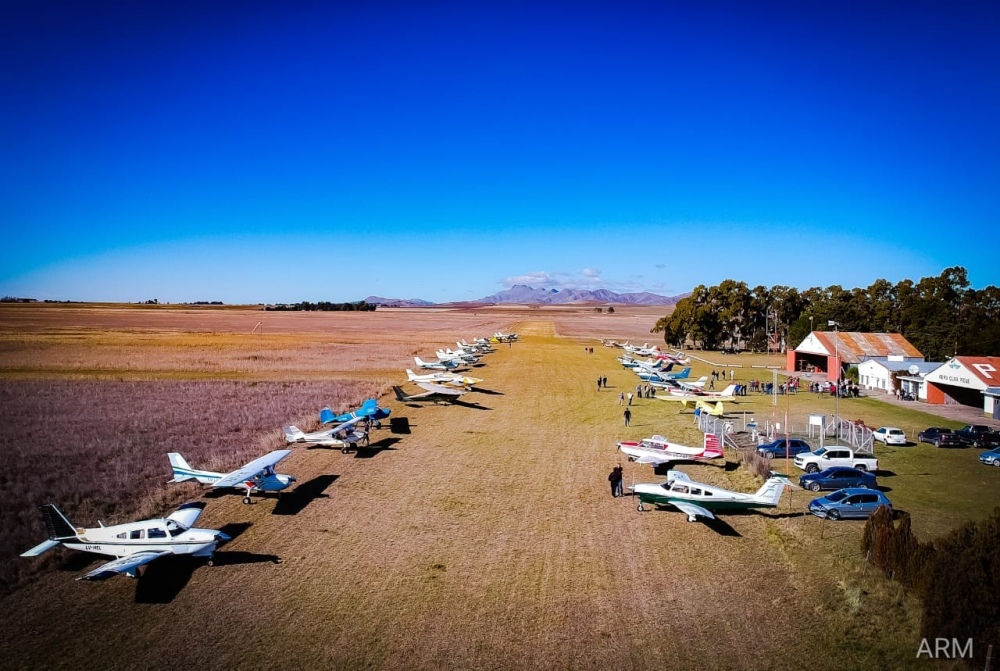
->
(873, 427), (907, 445)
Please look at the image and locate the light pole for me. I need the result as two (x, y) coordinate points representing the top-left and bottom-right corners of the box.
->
(829, 320), (840, 440)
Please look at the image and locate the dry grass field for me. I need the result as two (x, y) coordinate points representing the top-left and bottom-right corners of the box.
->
(0, 304), (993, 670)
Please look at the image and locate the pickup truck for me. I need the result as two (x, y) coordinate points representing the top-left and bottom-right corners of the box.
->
(793, 446), (879, 473)
(955, 425), (1000, 448)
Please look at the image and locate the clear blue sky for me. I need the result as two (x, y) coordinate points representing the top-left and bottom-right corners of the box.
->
(2, 0), (997, 303)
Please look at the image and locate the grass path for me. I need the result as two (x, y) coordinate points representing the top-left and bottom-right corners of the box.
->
(2, 324), (933, 669)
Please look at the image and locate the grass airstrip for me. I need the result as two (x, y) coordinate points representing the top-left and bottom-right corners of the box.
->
(0, 304), (994, 670)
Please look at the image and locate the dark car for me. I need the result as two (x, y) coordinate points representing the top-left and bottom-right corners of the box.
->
(799, 467), (878, 492)
(756, 438), (813, 459)
(917, 427), (964, 448)
(955, 425), (1000, 448)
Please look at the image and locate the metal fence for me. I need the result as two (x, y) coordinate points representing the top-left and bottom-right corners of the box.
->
(697, 410), (874, 454)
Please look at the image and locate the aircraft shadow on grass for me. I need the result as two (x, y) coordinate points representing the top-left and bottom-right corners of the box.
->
(472, 387), (504, 396)
(272, 474), (338, 516)
(390, 417), (411, 434)
(350, 436), (401, 459)
(217, 522), (253, 542)
(133, 550), (282, 604)
(703, 517), (742, 537)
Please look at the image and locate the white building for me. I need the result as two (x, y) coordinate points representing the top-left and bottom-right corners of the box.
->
(857, 358), (940, 399)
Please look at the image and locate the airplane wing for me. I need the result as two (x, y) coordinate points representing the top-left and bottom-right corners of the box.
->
(670, 500), (715, 521)
(165, 501), (208, 529)
(632, 454), (671, 465)
(79, 550), (172, 580)
(213, 450), (292, 488)
(416, 382), (465, 396)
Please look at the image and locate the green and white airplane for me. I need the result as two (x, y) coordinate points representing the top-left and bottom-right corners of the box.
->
(630, 470), (797, 520)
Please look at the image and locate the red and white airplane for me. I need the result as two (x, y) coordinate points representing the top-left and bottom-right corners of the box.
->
(617, 433), (725, 466)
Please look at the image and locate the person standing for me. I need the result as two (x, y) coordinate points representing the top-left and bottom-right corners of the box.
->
(613, 464), (624, 497)
(602, 375), (607, 388)
(618, 391), (624, 405)
(624, 407), (632, 426)
(608, 467), (618, 497)
(627, 391), (633, 405)
(597, 377), (602, 391)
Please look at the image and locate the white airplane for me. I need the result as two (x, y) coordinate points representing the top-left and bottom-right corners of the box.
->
(630, 470), (797, 519)
(405, 369), (483, 387)
(617, 432), (725, 466)
(491, 331), (517, 342)
(436, 349), (478, 364)
(393, 383), (468, 403)
(283, 416), (369, 453)
(458, 340), (492, 353)
(168, 450), (296, 504)
(414, 356), (462, 371)
(21, 501), (230, 580)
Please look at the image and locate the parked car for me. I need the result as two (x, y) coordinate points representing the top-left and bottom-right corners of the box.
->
(798, 467), (878, 492)
(979, 448), (1000, 467)
(756, 438), (813, 459)
(872, 426), (907, 445)
(808, 488), (892, 520)
(956, 425), (1000, 448)
(917, 427), (963, 448)
(793, 447), (879, 473)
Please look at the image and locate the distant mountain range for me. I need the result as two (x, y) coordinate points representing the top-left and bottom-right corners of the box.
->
(365, 286), (685, 307)
(364, 296), (436, 307)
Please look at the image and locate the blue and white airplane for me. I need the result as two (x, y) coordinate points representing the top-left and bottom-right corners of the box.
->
(21, 501), (230, 580)
(168, 450), (296, 504)
(320, 398), (391, 425)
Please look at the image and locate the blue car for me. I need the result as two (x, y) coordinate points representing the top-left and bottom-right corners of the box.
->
(808, 488), (892, 520)
(798, 467), (877, 492)
(756, 438), (813, 459)
(979, 448), (1000, 467)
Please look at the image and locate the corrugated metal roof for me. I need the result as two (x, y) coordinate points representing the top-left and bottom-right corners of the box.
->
(801, 331), (922, 363)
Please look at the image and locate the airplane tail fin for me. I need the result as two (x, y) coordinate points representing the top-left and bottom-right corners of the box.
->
(167, 452), (196, 482)
(406, 369), (418, 381)
(677, 367), (691, 379)
(283, 426), (306, 443)
(414, 357), (426, 367)
(41, 504), (78, 540)
(319, 407), (336, 424)
(703, 433), (724, 458)
(720, 384), (738, 397)
(393, 386), (408, 401)
(753, 477), (790, 505)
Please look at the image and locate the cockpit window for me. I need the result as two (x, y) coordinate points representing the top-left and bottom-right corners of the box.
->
(165, 520), (185, 537)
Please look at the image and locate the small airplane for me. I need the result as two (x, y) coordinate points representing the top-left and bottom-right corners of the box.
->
(21, 501), (230, 580)
(393, 383), (468, 403)
(436, 349), (478, 364)
(649, 396), (725, 416)
(458, 340), (493, 353)
(491, 331), (517, 342)
(319, 399), (391, 426)
(660, 366), (692, 380)
(168, 450), (296, 504)
(618, 432), (725, 466)
(284, 416), (369, 453)
(406, 369), (483, 387)
(414, 356), (462, 371)
(630, 469), (797, 519)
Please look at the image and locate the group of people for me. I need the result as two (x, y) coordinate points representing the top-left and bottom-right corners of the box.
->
(596, 375), (608, 390)
(608, 463), (624, 497)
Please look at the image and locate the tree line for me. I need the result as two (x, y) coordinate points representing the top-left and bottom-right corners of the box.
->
(652, 267), (1000, 361)
(265, 301), (377, 312)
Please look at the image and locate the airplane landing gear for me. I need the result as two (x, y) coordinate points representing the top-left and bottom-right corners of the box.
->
(341, 447), (350, 454)
(637, 502), (645, 512)
(242, 496), (252, 504)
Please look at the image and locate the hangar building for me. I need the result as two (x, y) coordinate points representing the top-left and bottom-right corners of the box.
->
(924, 357), (1000, 417)
(788, 331), (923, 382)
